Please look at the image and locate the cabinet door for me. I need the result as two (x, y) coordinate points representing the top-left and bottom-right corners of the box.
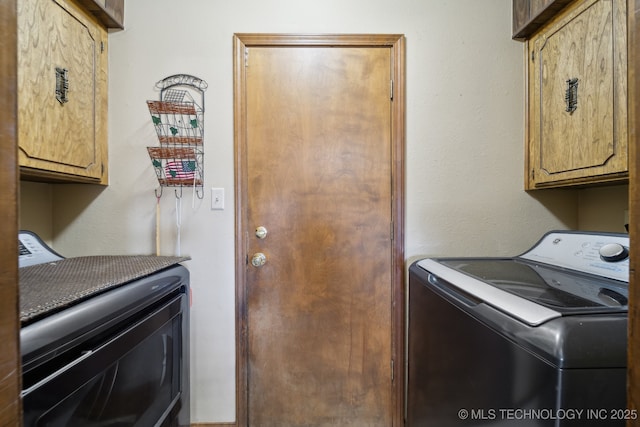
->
(527, 0), (628, 188)
(18, 0), (108, 183)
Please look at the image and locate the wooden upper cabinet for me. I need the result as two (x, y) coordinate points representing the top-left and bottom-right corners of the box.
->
(76, 0), (124, 29)
(513, 0), (530, 33)
(513, 0), (575, 40)
(18, 0), (109, 184)
(526, 0), (628, 189)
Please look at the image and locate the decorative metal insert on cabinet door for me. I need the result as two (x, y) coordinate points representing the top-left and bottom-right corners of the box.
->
(146, 74), (208, 199)
(564, 78), (578, 114)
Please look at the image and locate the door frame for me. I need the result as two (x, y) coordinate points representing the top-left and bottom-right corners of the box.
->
(628, 0), (640, 421)
(0, 0), (21, 424)
(233, 33), (405, 426)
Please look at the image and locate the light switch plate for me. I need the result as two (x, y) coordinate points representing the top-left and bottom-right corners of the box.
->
(211, 188), (224, 210)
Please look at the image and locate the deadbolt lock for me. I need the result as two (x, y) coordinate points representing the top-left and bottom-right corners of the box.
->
(255, 226), (268, 239)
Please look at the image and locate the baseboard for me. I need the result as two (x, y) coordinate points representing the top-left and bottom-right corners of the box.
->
(191, 423), (236, 427)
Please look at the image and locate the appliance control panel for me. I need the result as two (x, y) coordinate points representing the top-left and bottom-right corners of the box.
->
(519, 231), (629, 283)
(19, 230), (64, 268)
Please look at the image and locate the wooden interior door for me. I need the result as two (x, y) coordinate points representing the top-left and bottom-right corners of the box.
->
(234, 34), (405, 427)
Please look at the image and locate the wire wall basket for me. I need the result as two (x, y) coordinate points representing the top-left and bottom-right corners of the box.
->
(146, 74), (208, 198)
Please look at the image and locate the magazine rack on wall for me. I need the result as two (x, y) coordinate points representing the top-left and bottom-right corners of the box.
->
(146, 74), (208, 199)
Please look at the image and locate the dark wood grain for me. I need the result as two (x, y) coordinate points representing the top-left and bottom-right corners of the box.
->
(74, 0), (124, 29)
(513, 0), (575, 40)
(628, 0), (640, 424)
(0, 0), (21, 425)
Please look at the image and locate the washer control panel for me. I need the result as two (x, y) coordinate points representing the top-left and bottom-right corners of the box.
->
(519, 231), (629, 282)
(19, 231), (64, 268)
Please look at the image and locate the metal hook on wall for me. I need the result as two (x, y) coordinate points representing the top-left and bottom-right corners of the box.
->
(195, 187), (205, 200)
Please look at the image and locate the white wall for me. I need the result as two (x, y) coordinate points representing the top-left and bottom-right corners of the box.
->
(578, 185), (629, 232)
(19, 0), (597, 422)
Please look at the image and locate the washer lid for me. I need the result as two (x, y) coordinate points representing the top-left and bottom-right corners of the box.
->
(417, 258), (628, 326)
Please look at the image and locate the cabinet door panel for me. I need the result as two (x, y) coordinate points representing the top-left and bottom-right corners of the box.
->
(18, 0), (107, 183)
(527, 0), (627, 188)
(539, 0), (614, 173)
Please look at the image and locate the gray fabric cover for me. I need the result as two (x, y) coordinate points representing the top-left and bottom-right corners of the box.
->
(19, 255), (189, 322)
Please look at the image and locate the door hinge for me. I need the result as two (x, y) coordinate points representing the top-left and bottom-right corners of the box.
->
(531, 50), (535, 63)
(390, 222), (394, 241)
(390, 79), (394, 100)
(391, 359), (395, 382)
(245, 48), (249, 67)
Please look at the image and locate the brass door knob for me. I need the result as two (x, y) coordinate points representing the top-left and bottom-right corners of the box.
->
(251, 252), (267, 267)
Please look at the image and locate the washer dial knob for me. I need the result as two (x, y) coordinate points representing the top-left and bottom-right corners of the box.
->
(599, 243), (629, 262)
